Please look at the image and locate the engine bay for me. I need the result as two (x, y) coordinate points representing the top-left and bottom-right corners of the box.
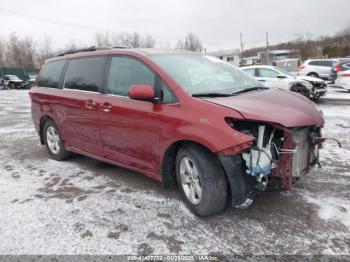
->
(226, 119), (323, 192)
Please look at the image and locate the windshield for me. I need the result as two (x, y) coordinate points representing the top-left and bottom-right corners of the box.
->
(7, 75), (21, 80)
(150, 54), (262, 95)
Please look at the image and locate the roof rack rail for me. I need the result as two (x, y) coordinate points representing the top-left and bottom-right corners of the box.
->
(56, 45), (131, 57)
(113, 46), (128, 49)
(57, 46), (98, 56)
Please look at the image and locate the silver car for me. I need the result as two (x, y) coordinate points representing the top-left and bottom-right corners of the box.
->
(298, 59), (339, 79)
(242, 65), (327, 99)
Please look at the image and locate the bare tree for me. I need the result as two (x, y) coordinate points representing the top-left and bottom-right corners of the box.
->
(5, 33), (25, 67)
(113, 32), (156, 48)
(337, 22), (350, 36)
(142, 35), (156, 48)
(0, 38), (6, 67)
(95, 32), (112, 47)
(23, 37), (36, 68)
(176, 32), (203, 52)
(36, 36), (53, 68)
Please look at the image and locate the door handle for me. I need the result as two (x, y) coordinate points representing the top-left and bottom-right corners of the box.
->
(101, 102), (112, 112)
(258, 79), (266, 82)
(85, 99), (96, 109)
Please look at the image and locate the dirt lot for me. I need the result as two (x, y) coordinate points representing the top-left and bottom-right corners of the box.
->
(0, 90), (349, 255)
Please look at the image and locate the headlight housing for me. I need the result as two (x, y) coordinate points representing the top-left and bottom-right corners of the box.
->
(303, 81), (313, 89)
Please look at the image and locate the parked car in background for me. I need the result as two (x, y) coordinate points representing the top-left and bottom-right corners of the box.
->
(335, 69), (350, 91)
(298, 59), (339, 80)
(241, 65), (327, 99)
(22, 74), (38, 89)
(3, 74), (24, 89)
(0, 78), (5, 90)
(26, 74), (38, 83)
(330, 59), (350, 84)
(29, 48), (325, 216)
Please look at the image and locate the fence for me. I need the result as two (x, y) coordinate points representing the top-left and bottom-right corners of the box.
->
(0, 67), (39, 80)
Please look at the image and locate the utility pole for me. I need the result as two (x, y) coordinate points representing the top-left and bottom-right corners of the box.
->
(266, 32), (270, 65)
(240, 32), (244, 66)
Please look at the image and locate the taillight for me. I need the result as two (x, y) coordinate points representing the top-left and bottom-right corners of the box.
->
(334, 64), (341, 72)
(298, 66), (305, 71)
(341, 73), (350, 77)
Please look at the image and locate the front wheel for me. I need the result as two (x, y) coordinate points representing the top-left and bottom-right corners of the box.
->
(43, 120), (71, 161)
(175, 144), (227, 216)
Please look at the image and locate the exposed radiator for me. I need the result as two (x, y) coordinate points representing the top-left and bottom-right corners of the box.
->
(292, 128), (309, 177)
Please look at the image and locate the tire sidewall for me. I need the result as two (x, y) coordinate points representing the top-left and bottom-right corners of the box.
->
(175, 144), (227, 216)
(43, 120), (68, 160)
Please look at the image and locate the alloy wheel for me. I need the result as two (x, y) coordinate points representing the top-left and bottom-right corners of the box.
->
(179, 156), (202, 205)
(46, 126), (60, 154)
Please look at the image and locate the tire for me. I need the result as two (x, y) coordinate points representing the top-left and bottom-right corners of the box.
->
(307, 72), (319, 78)
(175, 144), (227, 216)
(290, 84), (310, 98)
(43, 120), (70, 161)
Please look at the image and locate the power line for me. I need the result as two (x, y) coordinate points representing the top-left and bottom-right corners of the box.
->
(0, 8), (241, 49)
(0, 8), (115, 33)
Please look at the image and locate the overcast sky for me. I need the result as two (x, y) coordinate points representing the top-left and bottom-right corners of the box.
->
(1, 0), (349, 51)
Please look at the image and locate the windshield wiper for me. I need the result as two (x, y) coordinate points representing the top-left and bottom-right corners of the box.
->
(192, 92), (234, 97)
(231, 86), (269, 95)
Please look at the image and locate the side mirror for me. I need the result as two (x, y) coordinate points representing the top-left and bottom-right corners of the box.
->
(277, 75), (287, 79)
(128, 84), (156, 102)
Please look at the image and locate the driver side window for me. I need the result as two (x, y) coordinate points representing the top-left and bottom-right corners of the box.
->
(258, 68), (279, 78)
(107, 56), (155, 97)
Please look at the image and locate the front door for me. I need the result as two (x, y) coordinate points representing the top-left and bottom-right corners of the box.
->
(98, 56), (174, 174)
(256, 68), (288, 89)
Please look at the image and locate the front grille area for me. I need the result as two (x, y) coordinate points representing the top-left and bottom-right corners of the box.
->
(292, 128), (309, 177)
(313, 82), (327, 89)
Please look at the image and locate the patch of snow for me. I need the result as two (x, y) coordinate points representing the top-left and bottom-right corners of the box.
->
(302, 193), (350, 230)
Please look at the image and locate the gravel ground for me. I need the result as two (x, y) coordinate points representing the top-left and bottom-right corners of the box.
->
(0, 90), (349, 255)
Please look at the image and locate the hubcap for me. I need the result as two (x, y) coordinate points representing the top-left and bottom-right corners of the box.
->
(179, 156), (202, 205)
(46, 126), (60, 154)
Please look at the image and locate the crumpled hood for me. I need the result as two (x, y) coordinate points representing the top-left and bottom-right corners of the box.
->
(204, 89), (324, 128)
(295, 75), (324, 83)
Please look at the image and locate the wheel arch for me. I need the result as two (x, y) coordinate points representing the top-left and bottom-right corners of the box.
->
(160, 139), (255, 208)
(161, 140), (216, 188)
(307, 72), (319, 77)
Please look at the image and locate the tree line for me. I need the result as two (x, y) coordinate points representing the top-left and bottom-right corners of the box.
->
(0, 31), (203, 69)
(244, 24), (350, 60)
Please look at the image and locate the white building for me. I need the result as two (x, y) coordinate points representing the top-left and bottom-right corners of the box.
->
(208, 49), (240, 67)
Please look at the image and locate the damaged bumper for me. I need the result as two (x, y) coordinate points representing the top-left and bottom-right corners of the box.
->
(218, 121), (325, 208)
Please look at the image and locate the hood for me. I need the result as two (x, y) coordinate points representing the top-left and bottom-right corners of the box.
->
(204, 89), (324, 128)
(296, 75), (324, 83)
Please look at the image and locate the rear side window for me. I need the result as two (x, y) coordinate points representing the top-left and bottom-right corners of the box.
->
(64, 57), (106, 92)
(257, 68), (279, 78)
(309, 60), (332, 67)
(37, 59), (66, 88)
(106, 56), (155, 97)
(242, 68), (256, 77)
(309, 61), (320, 66)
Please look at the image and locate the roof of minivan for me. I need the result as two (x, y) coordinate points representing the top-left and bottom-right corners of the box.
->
(46, 48), (197, 63)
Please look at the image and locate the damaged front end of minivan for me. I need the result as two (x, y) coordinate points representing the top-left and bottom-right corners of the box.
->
(219, 119), (326, 209)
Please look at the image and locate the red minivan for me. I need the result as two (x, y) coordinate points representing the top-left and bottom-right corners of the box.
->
(30, 48), (325, 216)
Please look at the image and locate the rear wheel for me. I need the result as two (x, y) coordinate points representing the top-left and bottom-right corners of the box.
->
(307, 72), (319, 78)
(175, 144), (227, 216)
(43, 120), (70, 161)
